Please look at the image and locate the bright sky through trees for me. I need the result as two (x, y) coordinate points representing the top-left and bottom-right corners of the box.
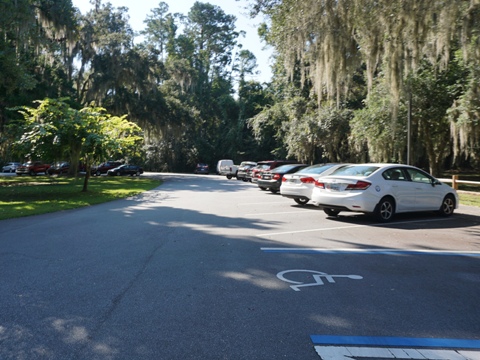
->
(72, 0), (273, 83)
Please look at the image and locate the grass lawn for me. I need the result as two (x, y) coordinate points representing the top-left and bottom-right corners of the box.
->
(458, 192), (480, 207)
(0, 175), (162, 220)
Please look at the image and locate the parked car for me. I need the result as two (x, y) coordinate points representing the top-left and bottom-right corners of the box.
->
(257, 164), (308, 193)
(47, 161), (70, 175)
(107, 164), (143, 176)
(217, 159), (238, 179)
(92, 161), (122, 176)
(280, 163), (347, 205)
(194, 163), (209, 174)
(311, 163), (459, 222)
(16, 161), (51, 176)
(250, 160), (299, 183)
(236, 161), (257, 181)
(2, 162), (21, 173)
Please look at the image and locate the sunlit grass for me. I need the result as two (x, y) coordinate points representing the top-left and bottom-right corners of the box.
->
(459, 192), (480, 207)
(0, 175), (162, 220)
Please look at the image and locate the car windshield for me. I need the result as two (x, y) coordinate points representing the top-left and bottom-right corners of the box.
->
(330, 165), (380, 177)
(298, 164), (337, 174)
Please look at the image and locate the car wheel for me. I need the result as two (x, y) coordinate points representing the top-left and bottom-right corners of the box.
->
(270, 188), (279, 194)
(438, 194), (455, 216)
(116, 171), (121, 176)
(294, 198), (309, 205)
(259, 186), (267, 191)
(29, 170), (36, 176)
(226, 175), (232, 179)
(324, 208), (340, 217)
(374, 196), (395, 222)
(96, 170), (101, 176)
(136, 171), (140, 176)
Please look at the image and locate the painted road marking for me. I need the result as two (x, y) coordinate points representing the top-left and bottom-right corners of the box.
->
(311, 336), (480, 360)
(257, 218), (454, 237)
(262, 248), (480, 257)
(314, 346), (480, 359)
(244, 210), (317, 216)
(277, 269), (363, 291)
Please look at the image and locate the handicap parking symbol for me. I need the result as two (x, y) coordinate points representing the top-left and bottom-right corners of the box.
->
(277, 269), (363, 291)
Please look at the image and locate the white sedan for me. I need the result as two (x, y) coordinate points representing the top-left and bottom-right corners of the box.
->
(280, 163), (347, 205)
(311, 164), (459, 222)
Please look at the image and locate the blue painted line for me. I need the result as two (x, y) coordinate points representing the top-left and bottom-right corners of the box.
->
(261, 248), (480, 257)
(310, 335), (480, 349)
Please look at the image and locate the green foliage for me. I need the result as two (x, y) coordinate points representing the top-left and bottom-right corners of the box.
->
(14, 98), (144, 190)
(0, 175), (162, 220)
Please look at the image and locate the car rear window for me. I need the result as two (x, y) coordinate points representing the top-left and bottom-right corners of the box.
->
(272, 164), (302, 173)
(330, 165), (380, 176)
(300, 164), (337, 174)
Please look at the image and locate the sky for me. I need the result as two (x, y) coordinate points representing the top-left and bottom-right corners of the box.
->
(71, 0), (273, 83)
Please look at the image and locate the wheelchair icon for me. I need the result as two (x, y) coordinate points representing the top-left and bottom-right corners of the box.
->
(277, 269), (363, 291)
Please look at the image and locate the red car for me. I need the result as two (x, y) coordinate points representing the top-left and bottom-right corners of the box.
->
(250, 160), (299, 183)
(15, 161), (51, 176)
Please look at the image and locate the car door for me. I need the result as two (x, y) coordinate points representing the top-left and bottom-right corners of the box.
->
(404, 168), (442, 210)
(383, 167), (417, 212)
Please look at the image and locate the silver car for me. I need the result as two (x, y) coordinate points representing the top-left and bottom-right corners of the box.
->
(280, 163), (347, 205)
(2, 162), (21, 173)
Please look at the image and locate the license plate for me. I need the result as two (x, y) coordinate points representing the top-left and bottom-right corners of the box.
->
(326, 183), (340, 191)
(264, 176), (271, 180)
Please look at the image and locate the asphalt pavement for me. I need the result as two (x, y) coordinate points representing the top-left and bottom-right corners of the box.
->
(1, 173), (479, 359)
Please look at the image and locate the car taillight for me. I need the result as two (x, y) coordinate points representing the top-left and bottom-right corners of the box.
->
(282, 177), (288, 182)
(345, 180), (371, 190)
(300, 177), (315, 184)
(314, 180), (325, 188)
(273, 174), (281, 180)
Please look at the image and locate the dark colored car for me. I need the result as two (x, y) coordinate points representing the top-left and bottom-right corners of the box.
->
(250, 160), (300, 183)
(107, 164), (143, 176)
(47, 162), (70, 175)
(257, 164), (308, 193)
(194, 163), (209, 174)
(236, 161), (257, 181)
(92, 161), (122, 176)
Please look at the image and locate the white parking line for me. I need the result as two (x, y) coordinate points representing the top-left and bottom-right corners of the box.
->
(245, 210), (317, 216)
(257, 218), (454, 237)
(238, 201), (290, 206)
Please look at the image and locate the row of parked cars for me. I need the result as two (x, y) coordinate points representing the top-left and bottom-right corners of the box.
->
(231, 160), (459, 222)
(2, 161), (143, 177)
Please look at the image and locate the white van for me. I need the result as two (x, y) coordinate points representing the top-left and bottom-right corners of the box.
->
(216, 159), (238, 179)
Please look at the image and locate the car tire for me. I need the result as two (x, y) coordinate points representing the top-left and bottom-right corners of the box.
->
(270, 188), (278, 194)
(136, 171), (140, 176)
(96, 170), (101, 176)
(226, 175), (232, 179)
(259, 186), (267, 191)
(324, 208), (340, 217)
(116, 171), (121, 176)
(374, 196), (395, 222)
(294, 198), (309, 205)
(29, 170), (36, 176)
(438, 194), (455, 216)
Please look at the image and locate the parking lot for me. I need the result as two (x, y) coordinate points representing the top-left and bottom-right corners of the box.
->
(1, 173), (479, 359)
